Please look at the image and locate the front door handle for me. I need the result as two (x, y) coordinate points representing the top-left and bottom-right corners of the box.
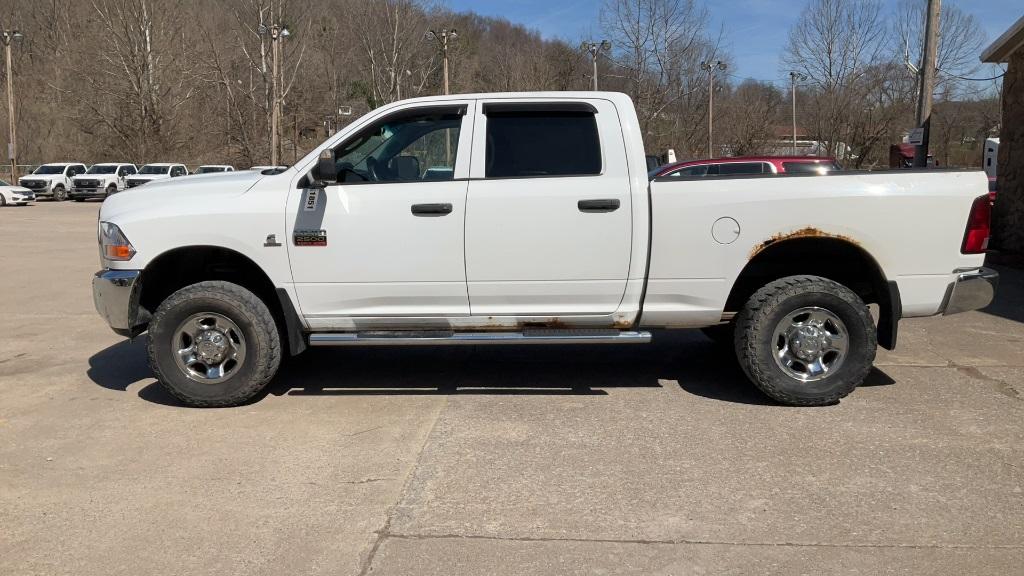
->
(411, 203), (453, 216)
(578, 199), (621, 213)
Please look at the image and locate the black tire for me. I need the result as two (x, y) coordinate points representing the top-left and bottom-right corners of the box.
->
(105, 185), (117, 198)
(700, 322), (735, 347)
(53, 185), (67, 201)
(148, 281), (281, 407)
(734, 275), (876, 406)
(0, 195), (6, 207)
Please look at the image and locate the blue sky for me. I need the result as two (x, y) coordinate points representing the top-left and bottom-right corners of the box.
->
(446, 0), (1017, 86)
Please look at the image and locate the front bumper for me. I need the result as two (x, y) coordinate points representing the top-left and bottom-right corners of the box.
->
(71, 187), (106, 198)
(93, 269), (142, 336)
(941, 267), (999, 315)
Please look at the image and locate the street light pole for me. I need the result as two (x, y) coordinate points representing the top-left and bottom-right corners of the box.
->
(789, 71), (806, 155)
(581, 41), (611, 91)
(259, 23), (289, 167)
(2, 29), (23, 182)
(701, 60), (726, 158)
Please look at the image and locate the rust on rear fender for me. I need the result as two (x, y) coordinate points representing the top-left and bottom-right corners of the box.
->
(748, 226), (860, 260)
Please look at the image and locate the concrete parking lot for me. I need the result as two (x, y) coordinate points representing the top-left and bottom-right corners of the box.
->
(1, 201), (1022, 575)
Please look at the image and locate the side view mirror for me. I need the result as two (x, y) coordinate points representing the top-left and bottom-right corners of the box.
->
(315, 149), (337, 186)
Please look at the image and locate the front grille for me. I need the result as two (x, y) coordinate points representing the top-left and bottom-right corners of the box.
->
(127, 180), (144, 188)
(76, 180), (100, 188)
(21, 180), (46, 189)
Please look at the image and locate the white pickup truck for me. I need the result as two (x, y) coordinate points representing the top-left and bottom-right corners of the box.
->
(92, 92), (997, 407)
(18, 162), (88, 201)
(125, 163), (189, 189)
(71, 163), (138, 200)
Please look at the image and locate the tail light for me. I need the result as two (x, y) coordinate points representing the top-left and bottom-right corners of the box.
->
(961, 194), (991, 254)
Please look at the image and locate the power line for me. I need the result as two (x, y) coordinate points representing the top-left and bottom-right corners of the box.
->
(939, 69), (1006, 82)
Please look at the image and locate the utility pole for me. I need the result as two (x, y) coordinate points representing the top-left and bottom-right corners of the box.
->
(914, 0), (941, 168)
(701, 61), (726, 158)
(427, 29), (457, 95)
(581, 41), (611, 91)
(259, 23), (290, 167)
(789, 71), (807, 155)
(2, 29), (24, 182)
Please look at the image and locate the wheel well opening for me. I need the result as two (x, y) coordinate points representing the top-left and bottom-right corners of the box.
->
(725, 237), (889, 313)
(138, 246), (288, 346)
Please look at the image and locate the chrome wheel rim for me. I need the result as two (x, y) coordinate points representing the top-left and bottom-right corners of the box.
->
(172, 313), (246, 384)
(771, 306), (848, 382)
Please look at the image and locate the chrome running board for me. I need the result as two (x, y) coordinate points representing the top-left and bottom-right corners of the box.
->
(308, 329), (652, 347)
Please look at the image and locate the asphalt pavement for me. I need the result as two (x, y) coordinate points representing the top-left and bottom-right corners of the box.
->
(1, 201), (1021, 575)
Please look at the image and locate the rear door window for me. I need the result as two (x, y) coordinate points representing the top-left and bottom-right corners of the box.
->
(718, 162), (767, 175)
(484, 106), (601, 178)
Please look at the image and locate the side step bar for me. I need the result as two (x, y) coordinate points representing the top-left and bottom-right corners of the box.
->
(308, 329), (652, 347)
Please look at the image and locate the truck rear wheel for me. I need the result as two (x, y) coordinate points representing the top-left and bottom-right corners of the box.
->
(734, 275), (876, 406)
(147, 281), (281, 407)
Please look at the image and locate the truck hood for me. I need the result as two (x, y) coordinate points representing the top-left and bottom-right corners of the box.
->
(100, 170), (266, 221)
(20, 175), (62, 182)
(128, 174), (171, 182)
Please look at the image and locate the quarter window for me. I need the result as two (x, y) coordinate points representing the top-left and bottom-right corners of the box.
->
(484, 108), (601, 178)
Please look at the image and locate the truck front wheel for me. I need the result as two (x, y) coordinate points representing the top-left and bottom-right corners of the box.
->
(147, 281), (281, 407)
(734, 275), (876, 406)
(53, 185), (67, 201)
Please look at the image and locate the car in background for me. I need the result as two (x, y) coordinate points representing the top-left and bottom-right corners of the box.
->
(70, 163), (138, 201)
(652, 156), (842, 178)
(17, 162), (87, 201)
(126, 163), (189, 188)
(0, 178), (34, 206)
(195, 165), (235, 174)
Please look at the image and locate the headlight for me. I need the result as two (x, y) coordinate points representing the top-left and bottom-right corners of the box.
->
(99, 222), (136, 261)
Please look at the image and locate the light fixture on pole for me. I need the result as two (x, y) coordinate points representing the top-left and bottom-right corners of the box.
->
(700, 60), (726, 158)
(426, 29), (458, 95)
(789, 71), (807, 155)
(2, 29), (24, 182)
(258, 22), (289, 166)
(581, 40), (611, 91)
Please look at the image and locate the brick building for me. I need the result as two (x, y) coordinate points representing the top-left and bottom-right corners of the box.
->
(982, 15), (1024, 253)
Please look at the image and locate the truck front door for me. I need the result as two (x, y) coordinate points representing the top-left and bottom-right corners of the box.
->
(464, 99), (633, 319)
(286, 102), (473, 329)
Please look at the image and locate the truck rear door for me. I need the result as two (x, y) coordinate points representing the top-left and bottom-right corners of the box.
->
(464, 99), (632, 317)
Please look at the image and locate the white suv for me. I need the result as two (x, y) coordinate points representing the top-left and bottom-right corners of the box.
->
(18, 163), (88, 201)
(125, 163), (189, 188)
(70, 163), (138, 201)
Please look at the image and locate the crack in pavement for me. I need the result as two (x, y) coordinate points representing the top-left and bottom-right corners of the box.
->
(380, 531), (1024, 550)
(356, 395), (452, 576)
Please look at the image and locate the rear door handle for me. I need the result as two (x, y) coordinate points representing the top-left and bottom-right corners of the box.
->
(411, 203), (453, 216)
(577, 199), (621, 213)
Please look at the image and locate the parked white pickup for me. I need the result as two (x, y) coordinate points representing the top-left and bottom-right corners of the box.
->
(71, 163), (137, 200)
(92, 92), (997, 407)
(125, 163), (189, 188)
(18, 162), (87, 201)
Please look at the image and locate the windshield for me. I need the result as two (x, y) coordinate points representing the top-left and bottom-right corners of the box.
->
(86, 165), (117, 175)
(139, 165), (170, 175)
(197, 166), (227, 173)
(0, 179), (9, 186)
(34, 165), (67, 175)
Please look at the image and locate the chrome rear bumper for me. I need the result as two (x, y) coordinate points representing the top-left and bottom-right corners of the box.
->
(942, 267), (998, 316)
(93, 269), (142, 336)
